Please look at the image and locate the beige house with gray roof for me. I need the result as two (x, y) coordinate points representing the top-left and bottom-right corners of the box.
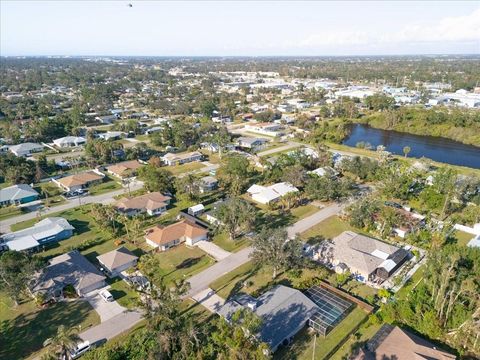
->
(96, 247), (138, 277)
(317, 231), (409, 283)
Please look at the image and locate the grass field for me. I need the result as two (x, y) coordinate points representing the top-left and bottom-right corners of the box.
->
(88, 177), (122, 196)
(454, 230), (474, 247)
(167, 162), (205, 175)
(301, 215), (355, 243)
(0, 292), (99, 360)
(150, 245), (215, 285)
(212, 232), (251, 252)
(0, 205), (25, 220)
(274, 307), (368, 360)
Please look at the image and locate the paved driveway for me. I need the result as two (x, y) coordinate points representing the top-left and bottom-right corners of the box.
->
(191, 288), (225, 313)
(85, 288), (126, 322)
(287, 203), (344, 238)
(196, 240), (232, 261)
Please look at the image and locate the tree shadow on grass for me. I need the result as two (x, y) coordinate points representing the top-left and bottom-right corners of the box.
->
(176, 257), (202, 270)
(0, 301), (96, 360)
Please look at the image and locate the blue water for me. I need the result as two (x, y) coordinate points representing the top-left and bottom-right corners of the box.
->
(343, 124), (480, 169)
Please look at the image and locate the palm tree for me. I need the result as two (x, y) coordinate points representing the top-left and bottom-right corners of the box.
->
(43, 325), (81, 360)
(403, 146), (411, 158)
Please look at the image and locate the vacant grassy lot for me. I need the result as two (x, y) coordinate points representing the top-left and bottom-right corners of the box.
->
(167, 162), (205, 175)
(150, 245), (215, 285)
(88, 176), (122, 195)
(301, 215), (356, 243)
(212, 232), (251, 252)
(274, 307), (368, 360)
(0, 292), (99, 360)
(329, 320), (382, 360)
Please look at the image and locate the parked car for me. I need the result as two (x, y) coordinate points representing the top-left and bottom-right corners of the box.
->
(99, 289), (114, 302)
(69, 340), (91, 359)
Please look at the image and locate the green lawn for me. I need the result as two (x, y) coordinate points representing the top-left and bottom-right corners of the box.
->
(151, 245), (215, 285)
(167, 162), (205, 175)
(107, 277), (140, 309)
(88, 177), (122, 196)
(212, 232), (251, 252)
(301, 216), (355, 243)
(0, 292), (100, 360)
(0, 205), (25, 220)
(454, 230), (474, 247)
(11, 206), (118, 261)
(274, 307), (368, 360)
(396, 265), (425, 301)
(330, 320), (382, 360)
(290, 204), (320, 221)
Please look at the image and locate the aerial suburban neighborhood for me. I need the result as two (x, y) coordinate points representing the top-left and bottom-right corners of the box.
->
(0, 1), (479, 360)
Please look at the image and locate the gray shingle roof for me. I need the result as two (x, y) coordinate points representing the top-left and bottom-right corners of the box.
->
(32, 250), (106, 295)
(0, 184), (39, 202)
(96, 246), (138, 271)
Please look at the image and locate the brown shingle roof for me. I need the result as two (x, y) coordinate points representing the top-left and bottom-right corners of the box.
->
(96, 247), (138, 271)
(145, 220), (208, 246)
(355, 324), (456, 360)
(115, 192), (171, 212)
(106, 160), (143, 177)
(57, 171), (104, 188)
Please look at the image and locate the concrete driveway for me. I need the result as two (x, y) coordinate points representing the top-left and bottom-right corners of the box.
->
(196, 240), (232, 261)
(191, 288), (225, 313)
(85, 288), (126, 322)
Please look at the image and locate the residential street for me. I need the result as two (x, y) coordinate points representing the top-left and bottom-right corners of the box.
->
(257, 141), (301, 157)
(0, 181), (144, 233)
(187, 202), (344, 297)
(79, 310), (143, 344)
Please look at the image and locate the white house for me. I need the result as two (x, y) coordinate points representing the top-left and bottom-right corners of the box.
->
(247, 182), (299, 205)
(9, 142), (44, 157)
(53, 136), (86, 148)
(244, 122), (283, 137)
(188, 204), (205, 216)
(162, 151), (203, 166)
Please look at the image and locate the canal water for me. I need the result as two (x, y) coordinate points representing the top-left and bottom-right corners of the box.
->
(342, 124), (480, 169)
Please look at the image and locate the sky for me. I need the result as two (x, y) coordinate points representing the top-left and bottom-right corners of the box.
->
(1, 1), (479, 56)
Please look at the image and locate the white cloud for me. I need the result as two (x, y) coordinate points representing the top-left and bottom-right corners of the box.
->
(293, 8), (480, 49)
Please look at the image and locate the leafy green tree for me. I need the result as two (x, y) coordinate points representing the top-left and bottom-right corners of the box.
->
(305, 175), (353, 201)
(138, 165), (174, 194)
(0, 251), (42, 306)
(251, 227), (303, 279)
(214, 198), (256, 240)
(217, 155), (254, 196)
(175, 173), (201, 201)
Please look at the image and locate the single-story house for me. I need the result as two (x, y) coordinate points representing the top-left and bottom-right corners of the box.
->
(308, 166), (338, 178)
(247, 182), (299, 205)
(97, 131), (126, 141)
(199, 176), (218, 193)
(115, 192), (171, 217)
(218, 285), (320, 353)
(162, 151), (203, 166)
(316, 231), (409, 283)
(0, 184), (39, 206)
(106, 160), (143, 178)
(144, 220), (208, 251)
(95, 114), (119, 124)
(9, 142), (44, 157)
(204, 199), (227, 225)
(244, 122), (283, 137)
(96, 247), (138, 277)
(0, 217), (74, 252)
(53, 170), (104, 192)
(188, 204), (205, 216)
(53, 136), (86, 148)
(236, 137), (268, 151)
(31, 250), (106, 299)
(353, 324), (456, 360)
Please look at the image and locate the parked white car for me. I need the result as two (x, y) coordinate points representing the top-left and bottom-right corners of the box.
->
(69, 340), (91, 359)
(99, 289), (114, 302)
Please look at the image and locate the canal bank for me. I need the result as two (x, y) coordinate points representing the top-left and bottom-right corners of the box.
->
(342, 124), (480, 169)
